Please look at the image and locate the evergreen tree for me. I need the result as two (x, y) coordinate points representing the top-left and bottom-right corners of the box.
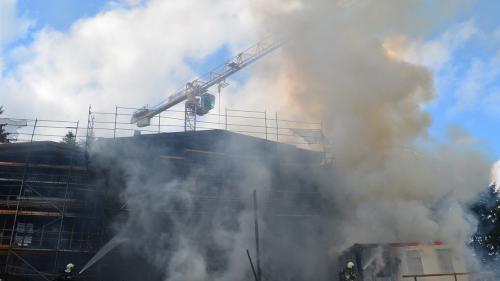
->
(0, 106), (9, 143)
(471, 185), (500, 264)
(61, 131), (76, 145)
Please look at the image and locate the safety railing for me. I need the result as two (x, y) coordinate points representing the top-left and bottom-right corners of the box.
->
(0, 227), (100, 252)
(89, 106), (326, 152)
(3, 105), (328, 153)
(1, 117), (83, 145)
(402, 272), (495, 281)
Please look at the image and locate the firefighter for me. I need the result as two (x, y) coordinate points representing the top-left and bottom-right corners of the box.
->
(54, 263), (78, 281)
(340, 261), (357, 281)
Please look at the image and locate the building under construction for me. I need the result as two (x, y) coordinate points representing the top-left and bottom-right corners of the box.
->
(0, 141), (105, 280)
(0, 124), (327, 280)
(0, 38), (332, 280)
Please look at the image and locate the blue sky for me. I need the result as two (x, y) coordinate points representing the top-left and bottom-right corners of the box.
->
(1, 0), (499, 158)
(1, 0), (108, 72)
(425, 1), (500, 159)
(17, 0), (106, 31)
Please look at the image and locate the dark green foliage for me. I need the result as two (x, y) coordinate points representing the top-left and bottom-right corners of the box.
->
(62, 131), (76, 145)
(471, 185), (500, 263)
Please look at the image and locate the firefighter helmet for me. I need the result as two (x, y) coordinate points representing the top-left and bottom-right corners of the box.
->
(65, 263), (74, 273)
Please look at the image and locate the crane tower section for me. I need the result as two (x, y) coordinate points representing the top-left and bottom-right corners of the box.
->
(130, 38), (281, 130)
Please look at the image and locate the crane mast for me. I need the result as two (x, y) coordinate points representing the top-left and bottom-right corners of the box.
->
(131, 38), (280, 129)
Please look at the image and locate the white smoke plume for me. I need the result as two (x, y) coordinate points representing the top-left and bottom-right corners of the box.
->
(492, 160), (500, 191)
(89, 0), (495, 280)
(226, 0), (495, 268)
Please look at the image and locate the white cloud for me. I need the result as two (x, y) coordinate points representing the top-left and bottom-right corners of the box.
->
(0, 0), (257, 126)
(447, 54), (500, 117)
(0, 0), (31, 48)
(417, 21), (500, 118)
(384, 20), (477, 71)
(384, 20), (500, 119)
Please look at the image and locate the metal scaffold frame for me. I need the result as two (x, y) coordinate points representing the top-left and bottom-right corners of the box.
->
(2, 105), (330, 157)
(0, 117), (105, 280)
(90, 105), (330, 157)
(0, 104), (330, 280)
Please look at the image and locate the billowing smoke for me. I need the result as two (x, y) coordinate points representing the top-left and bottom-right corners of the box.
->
(92, 134), (288, 281)
(90, 0), (495, 280)
(491, 161), (500, 190)
(248, 0), (491, 247)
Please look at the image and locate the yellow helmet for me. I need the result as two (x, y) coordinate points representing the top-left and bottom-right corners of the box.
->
(65, 263), (74, 273)
(347, 261), (355, 269)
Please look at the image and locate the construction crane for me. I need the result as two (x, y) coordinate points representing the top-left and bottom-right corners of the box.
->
(130, 38), (281, 130)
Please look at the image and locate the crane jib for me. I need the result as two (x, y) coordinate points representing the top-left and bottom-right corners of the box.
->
(131, 39), (281, 125)
(197, 44), (279, 94)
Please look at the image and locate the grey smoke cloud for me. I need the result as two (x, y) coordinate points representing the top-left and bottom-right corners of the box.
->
(251, 0), (491, 254)
(89, 0), (493, 280)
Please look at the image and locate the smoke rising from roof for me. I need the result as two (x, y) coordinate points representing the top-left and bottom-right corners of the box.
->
(249, 0), (490, 257)
(92, 1), (494, 280)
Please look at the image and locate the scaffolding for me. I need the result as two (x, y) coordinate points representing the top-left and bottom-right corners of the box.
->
(0, 104), (331, 279)
(5, 105), (328, 152)
(88, 122), (326, 280)
(0, 120), (104, 280)
(89, 106), (331, 160)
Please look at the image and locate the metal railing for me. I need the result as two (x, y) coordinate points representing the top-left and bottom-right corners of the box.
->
(402, 272), (496, 281)
(3, 106), (327, 153)
(91, 106), (322, 145)
(90, 106), (326, 151)
(0, 116), (104, 275)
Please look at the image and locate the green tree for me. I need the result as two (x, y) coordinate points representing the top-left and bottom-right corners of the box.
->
(61, 131), (76, 145)
(471, 185), (500, 266)
(0, 106), (9, 143)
